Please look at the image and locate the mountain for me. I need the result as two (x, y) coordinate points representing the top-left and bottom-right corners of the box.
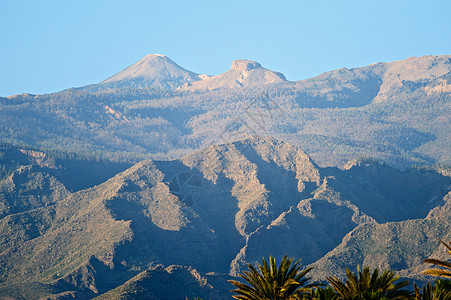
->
(0, 137), (449, 299)
(94, 54), (207, 90)
(0, 54), (449, 299)
(292, 54), (451, 106)
(94, 265), (231, 300)
(0, 55), (450, 169)
(178, 59), (287, 91)
(368, 55), (451, 102)
(309, 191), (451, 282)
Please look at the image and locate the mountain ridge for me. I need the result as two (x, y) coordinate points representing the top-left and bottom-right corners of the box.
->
(0, 55), (449, 168)
(0, 137), (449, 298)
(178, 59), (287, 91)
(94, 54), (289, 92)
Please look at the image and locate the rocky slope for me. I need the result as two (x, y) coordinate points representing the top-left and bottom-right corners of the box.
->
(94, 265), (231, 300)
(178, 59), (287, 91)
(0, 137), (449, 299)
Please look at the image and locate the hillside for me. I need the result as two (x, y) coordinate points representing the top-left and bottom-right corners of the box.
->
(0, 137), (449, 299)
(0, 55), (449, 168)
(309, 193), (451, 282)
(93, 265), (231, 300)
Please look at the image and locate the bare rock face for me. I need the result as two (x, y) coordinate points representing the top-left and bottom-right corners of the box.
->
(178, 59), (287, 91)
(368, 55), (451, 102)
(231, 59), (262, 71)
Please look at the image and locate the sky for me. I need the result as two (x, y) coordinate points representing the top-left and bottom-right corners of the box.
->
(1, 0), (450, 96)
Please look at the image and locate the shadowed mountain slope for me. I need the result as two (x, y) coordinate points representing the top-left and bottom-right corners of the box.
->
(309, 191), (451, 282)
(0, 136), (449, 299)
(94, 265), (231, 300)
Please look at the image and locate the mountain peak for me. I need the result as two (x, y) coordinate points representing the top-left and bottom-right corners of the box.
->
(178, 59), (286, 91)
(231, 60), (262, 72)
(96, 54), (203, 90)
(139, 53), (170, 62)
(147, 53), (166, 58)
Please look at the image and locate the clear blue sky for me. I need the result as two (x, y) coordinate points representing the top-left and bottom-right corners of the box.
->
(1, 0), (450, 96)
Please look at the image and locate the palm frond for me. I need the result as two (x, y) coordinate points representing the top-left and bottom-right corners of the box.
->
(423, 259), (451, 270)
(326, 265), (413, 299)
(422, 269), (451, 278)
(229, 255), (314, 300)
(439, 240), (451, 253)
(423, 240), (451, 279)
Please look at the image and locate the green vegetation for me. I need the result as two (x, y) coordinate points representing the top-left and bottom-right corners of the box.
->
(423, 240), (451, 279)
(301, 286), (339, 300)
(229, 250), (451, 300)
(414, 280), (451, 300)
(326, 265), (413, 299)
(228, 256), (314, 300)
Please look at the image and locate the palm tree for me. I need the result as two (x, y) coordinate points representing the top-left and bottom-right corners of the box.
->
(414, 279), (451, 300)
(423, 240), (451, 279)
(326, 265), (414, 299)
(228, 255), (315, 300)
(299, 286), (339, 300)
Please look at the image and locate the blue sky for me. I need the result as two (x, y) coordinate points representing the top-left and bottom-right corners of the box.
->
(1, 0), (450, 96)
